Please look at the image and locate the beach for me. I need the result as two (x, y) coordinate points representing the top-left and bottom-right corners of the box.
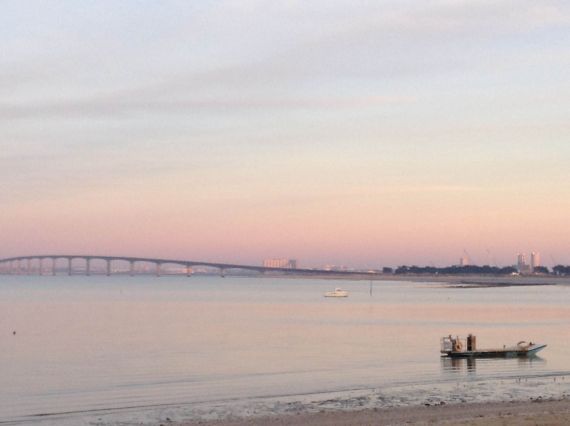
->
(20, 373), (568, 425)
(181, 398), (570, 426)
(19, 376), (570, 425)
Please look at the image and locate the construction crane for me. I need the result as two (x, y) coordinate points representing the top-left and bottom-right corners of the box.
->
(549, 254), (558, 267)
(485, 248), (497, 267)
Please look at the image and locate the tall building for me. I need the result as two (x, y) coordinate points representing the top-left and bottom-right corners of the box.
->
(515, 252), (542, 274)
(531, 252), (540, 269)
(262, 258), (297, 269)
(516, 252), (540, 273)
(516, 253), (532, 274)
(516, 253), (526, 270)
(459, 256), (469, 267)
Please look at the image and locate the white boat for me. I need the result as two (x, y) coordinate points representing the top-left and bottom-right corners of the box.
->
(324, 288), (349, 297)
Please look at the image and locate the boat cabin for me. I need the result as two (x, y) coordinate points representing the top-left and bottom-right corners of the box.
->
(441, 334), (476, 353)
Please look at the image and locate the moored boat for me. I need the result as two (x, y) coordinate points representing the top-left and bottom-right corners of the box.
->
(324, 288), (349, 297)
(441, 334), (546, 358)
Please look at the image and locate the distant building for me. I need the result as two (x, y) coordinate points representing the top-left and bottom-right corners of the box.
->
(459, 256), (469, 267)
(516, 252), (541, 274)
(516, 253), (526, 270)
(531, 252), (541, 270)
(263, 258), (297, 269)
(323, 264), (349, 271)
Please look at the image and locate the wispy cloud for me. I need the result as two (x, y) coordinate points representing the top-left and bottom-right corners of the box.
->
(0, 93), (416, 120)
(3, 1), (567, 120)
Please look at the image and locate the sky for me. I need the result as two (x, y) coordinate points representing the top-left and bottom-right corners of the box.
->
(1, 0), (569, 268)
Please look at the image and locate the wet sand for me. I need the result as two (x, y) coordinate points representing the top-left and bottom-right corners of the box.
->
(173, 376), (570, 426)
(182, 398), (570, 425)
(28, 375), (568, 425)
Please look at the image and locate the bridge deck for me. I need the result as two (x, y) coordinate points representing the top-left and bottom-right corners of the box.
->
(0, 255), (380, 276)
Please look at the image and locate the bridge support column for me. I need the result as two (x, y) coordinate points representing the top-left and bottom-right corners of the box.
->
(17, 260), (21, 275)
(155, 262), (161, 277)
(220, 268), (225, 278)
(52, 258), (56, 275)
(68, 258), (72, 276)
(130, 261), (135, 276)
(106, 260), (111, 276)
(26, 259), (31, 275)
(186, 264), (192, 277)
(86, 258), (91, 276)
(39, 258), (43, 275)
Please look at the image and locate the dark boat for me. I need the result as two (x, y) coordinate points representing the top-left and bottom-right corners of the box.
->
(441, 334), (547, 358)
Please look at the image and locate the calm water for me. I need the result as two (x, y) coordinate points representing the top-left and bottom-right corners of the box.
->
(1, 275), (570, 422)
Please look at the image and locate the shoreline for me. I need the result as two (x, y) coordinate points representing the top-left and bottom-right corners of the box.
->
(392, 274), (570, 286)
(18, 374), (570, 425)
(263, 273), (570, 286)
(4, 272), (570, 287)
(182, 398), (570, 425)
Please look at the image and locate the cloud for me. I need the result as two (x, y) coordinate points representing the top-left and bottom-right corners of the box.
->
(0, 0), (567, 126)
(0, 92), (416, 120)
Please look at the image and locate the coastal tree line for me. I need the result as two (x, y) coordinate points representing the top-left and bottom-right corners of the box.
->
(387, 264), (570, 275)
(393, 265), (518, 275)
(552, 265), (570, 275)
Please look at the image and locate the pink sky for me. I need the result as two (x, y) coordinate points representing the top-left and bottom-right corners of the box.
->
(3, 171), (569, 267)
(1, 1), (569, 268)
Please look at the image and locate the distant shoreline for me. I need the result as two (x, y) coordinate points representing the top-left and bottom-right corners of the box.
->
(261, 272), (570, 286)
(3, 271), (569, 286)
(381, 274), (570, 287)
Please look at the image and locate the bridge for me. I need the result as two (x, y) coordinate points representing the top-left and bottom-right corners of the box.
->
(0, 255), (380, 278)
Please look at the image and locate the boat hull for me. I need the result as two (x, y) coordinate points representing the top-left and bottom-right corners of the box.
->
(443, 344), (547, 358)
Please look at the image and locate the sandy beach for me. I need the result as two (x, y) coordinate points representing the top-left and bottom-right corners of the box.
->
(20, 374), (567, 425)
(174, 375), (570, 426)
(182, 398), (570, 426)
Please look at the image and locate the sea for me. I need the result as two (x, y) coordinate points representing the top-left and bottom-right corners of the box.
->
(1, 275), (569, 423)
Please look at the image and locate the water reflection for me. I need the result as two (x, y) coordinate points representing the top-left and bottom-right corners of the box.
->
(441, 355), (546, 377)
(441, 356), (478, 374)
